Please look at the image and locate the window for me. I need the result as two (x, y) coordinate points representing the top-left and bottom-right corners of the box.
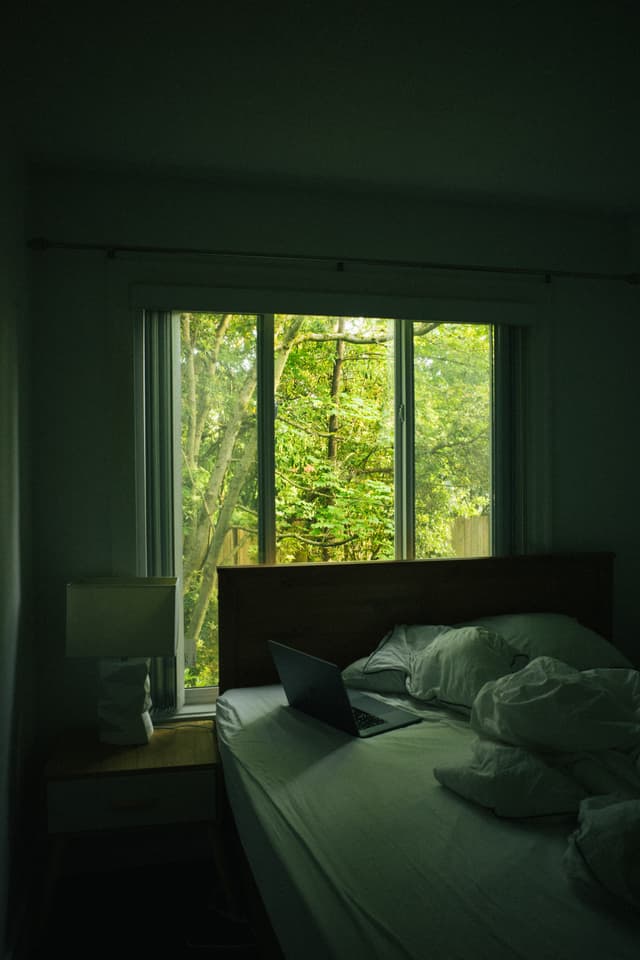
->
(144, 310), (517, 709)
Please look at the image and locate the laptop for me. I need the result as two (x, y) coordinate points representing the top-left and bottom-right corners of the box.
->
(268, 640), (421, 738)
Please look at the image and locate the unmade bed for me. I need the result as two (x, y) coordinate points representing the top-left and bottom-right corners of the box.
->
(215, 553), (640, 959)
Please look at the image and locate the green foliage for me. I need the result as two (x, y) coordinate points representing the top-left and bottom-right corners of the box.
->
(179, 313), (491, 687)
(274, 316), (394, 563)
(413, 323), (491, 556)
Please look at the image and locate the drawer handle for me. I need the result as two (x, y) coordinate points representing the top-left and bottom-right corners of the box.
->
(109, 797), (159, 811)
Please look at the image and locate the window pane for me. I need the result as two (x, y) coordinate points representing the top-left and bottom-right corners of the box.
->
(274, 315), (395, 563)
(180, 313), (259, 688)
(176, 312), (494, 692)
(413, 323), (492, 558)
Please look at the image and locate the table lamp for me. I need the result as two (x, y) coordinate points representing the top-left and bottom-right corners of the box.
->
(66, 577), (178, 745)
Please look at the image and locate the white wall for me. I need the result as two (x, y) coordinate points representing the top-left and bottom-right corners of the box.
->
(29, 251), (116, 736)
(0, 149), (31, 956)
(547, 278), (640, 650)
(29, 169), (632, 275)
(27, 170), (640, 745)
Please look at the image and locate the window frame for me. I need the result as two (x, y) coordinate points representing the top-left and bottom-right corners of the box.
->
(142, 306), (525, 711)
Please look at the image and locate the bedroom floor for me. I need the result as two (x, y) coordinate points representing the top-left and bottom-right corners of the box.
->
(35, 855), (265, 959)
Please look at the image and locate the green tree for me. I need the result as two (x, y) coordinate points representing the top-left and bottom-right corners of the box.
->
(179, 314), (491, 687)
(275, 315), (395, 563)
(413, 323), (491, 556)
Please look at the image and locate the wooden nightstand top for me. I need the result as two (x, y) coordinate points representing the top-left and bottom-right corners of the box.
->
(46, 720), (217, 780)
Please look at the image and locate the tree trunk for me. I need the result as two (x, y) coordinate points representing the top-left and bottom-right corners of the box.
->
(185, 435), (257, 644)
(185, 315), (306, 644)
(327, 318), (345, 461)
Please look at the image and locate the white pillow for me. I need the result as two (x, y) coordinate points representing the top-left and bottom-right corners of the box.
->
(342, 657), (408, 694)
(456, 612), (631, 671)
(363, 623), (449, 673)
(406, 625), (523, 713)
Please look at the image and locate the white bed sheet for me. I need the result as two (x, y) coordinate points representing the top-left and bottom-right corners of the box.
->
(216, 685), (640, 960)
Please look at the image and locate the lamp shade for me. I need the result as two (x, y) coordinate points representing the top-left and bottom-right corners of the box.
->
(66, 578), (178, 658)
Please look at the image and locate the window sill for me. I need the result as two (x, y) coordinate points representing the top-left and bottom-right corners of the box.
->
(152, 702), (216, 721)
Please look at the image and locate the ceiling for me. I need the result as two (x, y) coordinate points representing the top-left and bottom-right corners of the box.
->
(13, 1), (640, 215)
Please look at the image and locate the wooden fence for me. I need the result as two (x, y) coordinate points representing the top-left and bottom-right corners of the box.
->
(220, 515), (490, 566)
(451, 515), (490, 558)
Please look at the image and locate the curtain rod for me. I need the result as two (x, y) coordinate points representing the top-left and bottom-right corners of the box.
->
(26, 237), (639, 285)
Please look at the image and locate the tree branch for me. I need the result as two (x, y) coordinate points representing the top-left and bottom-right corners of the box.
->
(426, 430), (489, 455)
(277, 531), (359, 548)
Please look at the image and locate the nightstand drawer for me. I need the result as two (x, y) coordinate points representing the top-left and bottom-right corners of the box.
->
(47, 767), (216, 833)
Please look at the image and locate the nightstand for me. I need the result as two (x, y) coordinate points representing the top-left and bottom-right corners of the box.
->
(38, 719), (260, 956)
(42, 720), (224, 921)
(46, 720), (217, 834)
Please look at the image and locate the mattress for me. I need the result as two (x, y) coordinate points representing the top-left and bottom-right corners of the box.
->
(216, 685), (640, 960)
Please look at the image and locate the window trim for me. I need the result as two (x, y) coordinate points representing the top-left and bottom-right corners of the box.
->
(101, 251), (550, 714)
(142, 311), (185, 711)
(492, 323), (527, 555)
(122, 264), (553, 711)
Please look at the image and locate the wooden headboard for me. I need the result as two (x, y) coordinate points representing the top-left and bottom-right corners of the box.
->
(217, 552), (614, 693)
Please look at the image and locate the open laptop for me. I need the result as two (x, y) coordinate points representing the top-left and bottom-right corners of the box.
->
(268, 640), (421, 738)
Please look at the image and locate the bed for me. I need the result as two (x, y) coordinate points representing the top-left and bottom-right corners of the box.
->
(215, 553), (640, 960)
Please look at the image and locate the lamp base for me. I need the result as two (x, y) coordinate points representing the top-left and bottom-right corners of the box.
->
(97, 657), (154, 745)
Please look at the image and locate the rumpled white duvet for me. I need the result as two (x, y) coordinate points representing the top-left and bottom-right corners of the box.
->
(433, 656), (640, 909)
(354, 624), (640, 910)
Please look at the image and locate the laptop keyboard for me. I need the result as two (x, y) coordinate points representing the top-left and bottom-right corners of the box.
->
(352, 707), (384, 730)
